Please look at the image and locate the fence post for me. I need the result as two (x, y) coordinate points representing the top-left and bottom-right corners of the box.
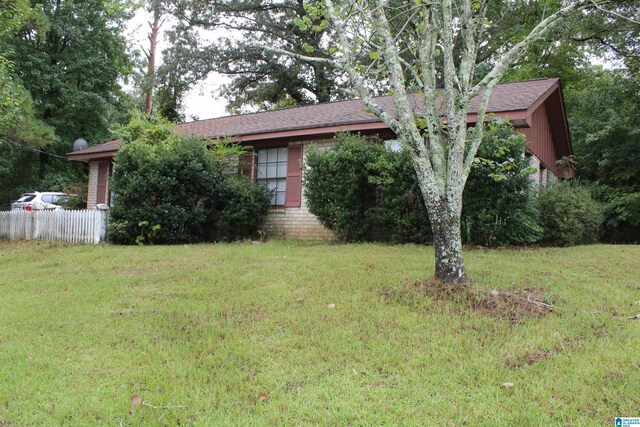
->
(96, 204), (110, 244)
(32, 210), (40, 240)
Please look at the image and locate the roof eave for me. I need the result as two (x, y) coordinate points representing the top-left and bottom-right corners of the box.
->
(67, 150), (119, 162)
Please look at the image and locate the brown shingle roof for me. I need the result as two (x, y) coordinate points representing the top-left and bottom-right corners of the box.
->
(177, 78), (558, 139)
(69, 78), (559, 159)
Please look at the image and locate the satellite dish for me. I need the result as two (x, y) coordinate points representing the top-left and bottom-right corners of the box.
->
(73, 138), (88, 152)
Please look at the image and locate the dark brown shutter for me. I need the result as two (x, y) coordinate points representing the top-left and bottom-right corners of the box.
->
(240, 148), (255, 181)
(285, 145), (303, 207)
(96, 162), (108, 205)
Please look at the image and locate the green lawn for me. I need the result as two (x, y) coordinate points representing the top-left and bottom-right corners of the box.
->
(0, 241), (638, 426)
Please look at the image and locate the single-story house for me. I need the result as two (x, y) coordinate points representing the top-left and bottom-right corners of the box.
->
(67, 78), (573, 240)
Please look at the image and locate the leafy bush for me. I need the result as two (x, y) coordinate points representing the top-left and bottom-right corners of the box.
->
(214, 176), (272, 241)
(109, 135), (223, 244)
(304, 134), (382, 241)
(305, 122), (541, 246)
(536, 181), (603, 246)
(108, 114), (271, 244)
(369, 148), (432, 243)
(461, 121), (542, 246)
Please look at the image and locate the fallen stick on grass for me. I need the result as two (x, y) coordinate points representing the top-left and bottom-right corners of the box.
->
(524, 295), (555, 310)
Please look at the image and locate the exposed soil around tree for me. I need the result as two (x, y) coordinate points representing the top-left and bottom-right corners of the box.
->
(383, 279), (554, 324)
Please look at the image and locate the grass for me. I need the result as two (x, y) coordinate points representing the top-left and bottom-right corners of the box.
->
(0, 240), (638, 426)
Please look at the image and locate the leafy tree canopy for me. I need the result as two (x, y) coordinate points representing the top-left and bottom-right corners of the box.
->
(167, 0), (347, 113)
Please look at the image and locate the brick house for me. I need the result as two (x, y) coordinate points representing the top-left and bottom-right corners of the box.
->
(67, 78), (573, 239)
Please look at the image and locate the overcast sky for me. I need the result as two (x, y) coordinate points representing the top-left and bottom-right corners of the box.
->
(126, 9), (231, 122)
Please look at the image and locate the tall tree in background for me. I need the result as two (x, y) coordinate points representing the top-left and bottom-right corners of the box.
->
(141, 0), (168, 115)
(271, 0), (637, 284)
(0, 0), (56, 206)
(8, 0), (132, 179)
(170, 0), (346, 113)
(153, 27), (208, 121)
(1, 0), (134, 207)
(568, 69), (640, 243)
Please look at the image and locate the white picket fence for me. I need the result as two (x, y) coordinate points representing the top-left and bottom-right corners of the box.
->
(0, 209), (108, 244)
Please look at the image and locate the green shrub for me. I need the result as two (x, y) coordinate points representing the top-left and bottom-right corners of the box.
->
(304, 134), (383, 241)
(591, 184), (640, 243)
(537, 181), (603, 246)
(462, 121), (542, 246)
(109, 135), (223, 244)
(369, 148), (432, 243)
(214, 176), (272, 241)
(305, 122), (541, 246)
(108, 114), (272, 244)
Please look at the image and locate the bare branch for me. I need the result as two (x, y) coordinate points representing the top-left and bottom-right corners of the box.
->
(589, 0), (640, 25)
(263, 47), (334, 65)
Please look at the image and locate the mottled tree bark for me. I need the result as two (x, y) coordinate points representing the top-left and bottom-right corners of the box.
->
(429, 196), (467, 284)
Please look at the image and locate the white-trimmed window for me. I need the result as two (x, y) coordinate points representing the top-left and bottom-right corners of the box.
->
(257, 147), (288, 205)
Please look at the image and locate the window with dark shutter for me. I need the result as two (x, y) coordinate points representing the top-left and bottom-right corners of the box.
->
(257, 147), (287, 206)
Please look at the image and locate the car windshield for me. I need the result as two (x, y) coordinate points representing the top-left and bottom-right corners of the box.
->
(17, 195), (36, 202)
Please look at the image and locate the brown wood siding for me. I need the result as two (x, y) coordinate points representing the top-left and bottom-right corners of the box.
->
(285, 145), (303, 207)
(520, 103), (561, 177)
(96, 162), (109, 205)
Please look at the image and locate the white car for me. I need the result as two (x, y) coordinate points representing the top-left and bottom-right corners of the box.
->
(10, 192), (68, 211)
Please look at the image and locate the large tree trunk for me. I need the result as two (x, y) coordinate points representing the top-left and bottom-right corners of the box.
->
(428, 196), (467, 284)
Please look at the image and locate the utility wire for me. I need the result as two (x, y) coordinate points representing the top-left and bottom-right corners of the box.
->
(0, 137), (68, 160)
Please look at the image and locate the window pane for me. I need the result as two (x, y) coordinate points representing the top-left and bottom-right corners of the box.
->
(267, 149), (278, 163)
(267, 163), (277, 178)
(258, 150), (267, 163)
(257, 164), (267, 179)
(257, 147), (288, 205)
(278, 147), (288, 162)
(277, 162), (287, 178)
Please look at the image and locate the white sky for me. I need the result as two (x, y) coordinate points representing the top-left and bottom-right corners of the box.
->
(125, 9), (231, 122)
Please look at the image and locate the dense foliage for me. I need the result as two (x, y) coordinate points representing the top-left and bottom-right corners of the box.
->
(0, 0), (134, 208)
(214, 176), (272, 241)
(537, 181), (603, 246)
(369, 148), (432, 244)
(305, 125), (542, 246)
(108, 115), (271, 244)
(567, 70), (640, 243)
(166, 0), (346, 113)
(304, 134), (381, 242)
(109, 134), (223, 244)
(462, 121), (541, 246)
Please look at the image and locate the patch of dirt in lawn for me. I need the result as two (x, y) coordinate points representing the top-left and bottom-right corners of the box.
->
(503, 334), (584, 368)
(382, 278), (554, 324)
